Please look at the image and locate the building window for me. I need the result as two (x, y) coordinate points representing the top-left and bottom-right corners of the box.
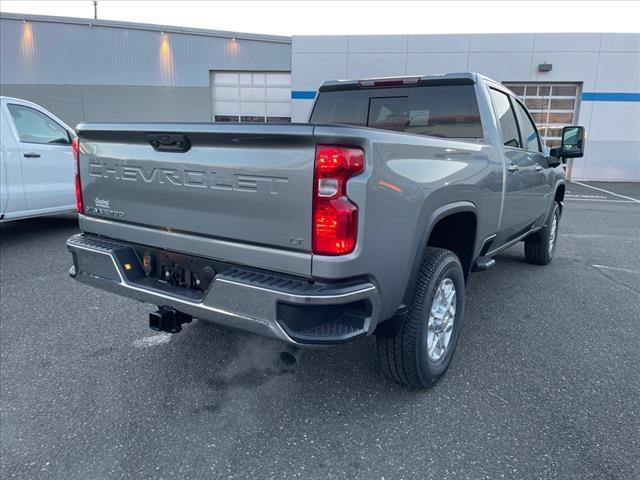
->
(503, 83), (581, 149)
(214, 115), (239, 122)
(266, 116), (292, 123)
(211, 71), (292, 123)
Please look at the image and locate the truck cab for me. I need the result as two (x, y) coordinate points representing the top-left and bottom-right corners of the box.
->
(0, 96), (76, 221)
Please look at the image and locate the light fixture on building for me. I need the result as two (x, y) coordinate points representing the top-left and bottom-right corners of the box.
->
(231, 37), (236, 42)
(538, 63), (553, 72)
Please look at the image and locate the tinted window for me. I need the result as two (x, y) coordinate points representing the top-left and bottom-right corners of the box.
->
(513, 100), (541, 152)
(310, 85), (483, 138)
(310, 90), (369, 127)
(7, 104), (69, 145)
(489, 89), (521, 148)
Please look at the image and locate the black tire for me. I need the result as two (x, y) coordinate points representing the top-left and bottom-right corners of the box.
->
(524, 202), (560, 265)
(376, 247), (465, 389)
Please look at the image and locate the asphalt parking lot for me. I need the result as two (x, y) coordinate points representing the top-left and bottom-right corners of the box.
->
(1, 181), (639, 480)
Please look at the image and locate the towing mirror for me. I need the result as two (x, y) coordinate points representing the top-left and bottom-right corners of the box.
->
(559, 126), (585, 158)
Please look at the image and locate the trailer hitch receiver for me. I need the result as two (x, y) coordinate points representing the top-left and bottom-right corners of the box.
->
(149, 307), (192, 333)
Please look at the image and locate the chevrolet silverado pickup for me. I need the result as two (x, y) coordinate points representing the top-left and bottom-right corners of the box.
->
(67, 73), (585, 389)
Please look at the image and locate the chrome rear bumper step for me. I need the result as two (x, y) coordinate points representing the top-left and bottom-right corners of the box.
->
(67, 234), (380, 346)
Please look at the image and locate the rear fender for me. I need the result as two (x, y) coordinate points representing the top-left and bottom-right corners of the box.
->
(403, 201), (477, 305)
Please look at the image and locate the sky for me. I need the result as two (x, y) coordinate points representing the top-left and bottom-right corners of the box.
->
(1, 0), (639, 36)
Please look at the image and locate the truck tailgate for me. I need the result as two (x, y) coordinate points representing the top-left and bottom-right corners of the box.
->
(76, 123), (316, 271)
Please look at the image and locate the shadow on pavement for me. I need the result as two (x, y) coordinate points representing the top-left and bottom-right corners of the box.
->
(0, 213), (78, 244)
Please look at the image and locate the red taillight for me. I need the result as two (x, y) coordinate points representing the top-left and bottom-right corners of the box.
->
(72, 137), (84, 214)
(312, 145), (364, 255)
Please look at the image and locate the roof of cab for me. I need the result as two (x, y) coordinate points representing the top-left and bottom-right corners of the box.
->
(318, 72), (494, 92)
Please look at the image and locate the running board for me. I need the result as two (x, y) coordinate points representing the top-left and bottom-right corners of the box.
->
(472, 255), (496, 272)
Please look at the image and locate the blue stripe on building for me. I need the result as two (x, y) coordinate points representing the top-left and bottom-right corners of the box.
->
(291, 91), (316, 100)
(582, 92), (640, 102)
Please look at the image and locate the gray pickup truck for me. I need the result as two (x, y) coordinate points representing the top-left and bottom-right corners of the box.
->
(67, 73), (584, 388)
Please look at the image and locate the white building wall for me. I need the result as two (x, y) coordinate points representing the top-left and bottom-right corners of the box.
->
(292, 33), (640, 182)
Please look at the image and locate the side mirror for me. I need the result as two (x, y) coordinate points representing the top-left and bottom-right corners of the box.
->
(546, 152), (562, 167)
(559, 126), (585, 158)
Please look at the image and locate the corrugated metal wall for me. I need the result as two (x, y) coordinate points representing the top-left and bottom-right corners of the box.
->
(0, 15), (291, 86)
(0, 14), (291, 126)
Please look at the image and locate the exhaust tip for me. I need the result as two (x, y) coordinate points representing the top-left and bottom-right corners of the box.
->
(279, 346), (301, 367)
(279, 351), (297, 366)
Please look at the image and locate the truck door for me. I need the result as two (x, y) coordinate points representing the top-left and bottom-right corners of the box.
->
(512, 98), (553, 225)
(6, 103), (75, 212)
(1, 101), (27, 218)
(488, 88), (540, 246)
(0, 107), (10, 217)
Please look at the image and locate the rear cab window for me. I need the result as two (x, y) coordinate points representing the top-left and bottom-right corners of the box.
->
(310, 83), (483, 139)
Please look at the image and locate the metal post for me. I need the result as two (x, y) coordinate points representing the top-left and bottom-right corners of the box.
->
(93, 1), (98, 20)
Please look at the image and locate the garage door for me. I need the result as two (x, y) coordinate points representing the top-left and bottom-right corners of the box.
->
(503, 83), (581, 149)
(211, 71), (292, 123)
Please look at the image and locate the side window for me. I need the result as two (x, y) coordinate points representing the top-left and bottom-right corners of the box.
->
(513, 100), (541, 152)
(489, 88), (521, 148)
(7, 104), (69, 145)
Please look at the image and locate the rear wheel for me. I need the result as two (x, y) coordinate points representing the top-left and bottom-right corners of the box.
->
(376, 247), (465, 389)
(524, 202), (560, 265)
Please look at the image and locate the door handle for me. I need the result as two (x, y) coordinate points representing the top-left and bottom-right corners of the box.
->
(507, 163), (519, 173)
(23, 152), (41, 158)
(147, 133), (191, 152)
(535, 164), (544, 171)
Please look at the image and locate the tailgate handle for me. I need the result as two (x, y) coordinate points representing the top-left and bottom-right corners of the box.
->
(147, 133), (191, 152)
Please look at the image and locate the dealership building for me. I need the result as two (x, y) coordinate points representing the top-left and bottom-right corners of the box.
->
(1, 12), (638, 181)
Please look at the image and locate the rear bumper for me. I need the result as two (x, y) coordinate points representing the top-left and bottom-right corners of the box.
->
(67, 234), (381, 346)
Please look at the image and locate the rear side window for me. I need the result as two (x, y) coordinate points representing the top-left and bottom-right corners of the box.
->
(488, 89), (521, 148)
(310, 85), (483, 138)
(7, 104), (69, 145)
